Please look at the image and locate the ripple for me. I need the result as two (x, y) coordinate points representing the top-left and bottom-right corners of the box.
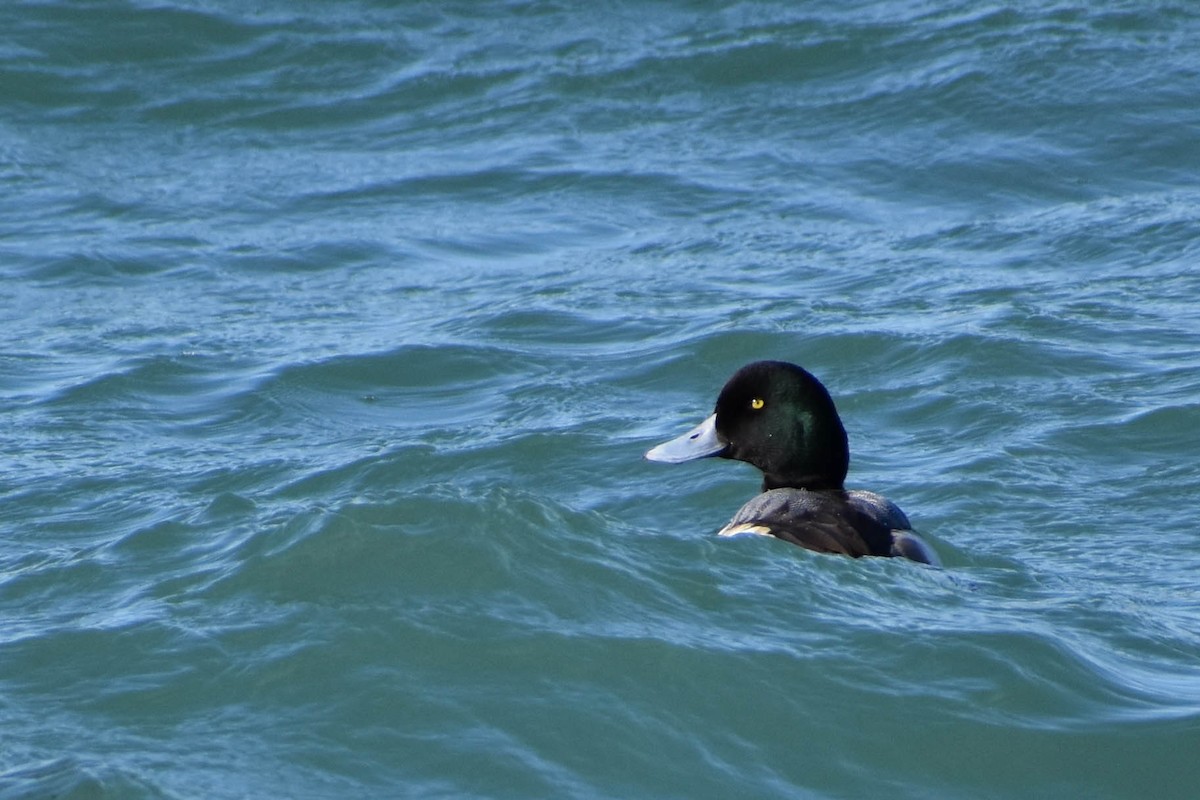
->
(6, 0), (1200, 797)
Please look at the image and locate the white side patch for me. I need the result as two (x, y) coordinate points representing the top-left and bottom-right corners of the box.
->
(717, 523), (773, 538)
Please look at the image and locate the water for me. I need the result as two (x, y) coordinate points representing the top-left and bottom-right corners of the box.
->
(3, 1), (1200, 797)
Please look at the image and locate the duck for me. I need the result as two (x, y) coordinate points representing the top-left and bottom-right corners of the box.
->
(645, 360), (938, 564)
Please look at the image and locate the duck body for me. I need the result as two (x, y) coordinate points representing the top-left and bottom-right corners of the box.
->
(717, 487), (936, 563)
(645, 360), (938, 565)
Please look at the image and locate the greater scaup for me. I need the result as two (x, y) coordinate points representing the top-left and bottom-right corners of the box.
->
(645, 360), (938, 564)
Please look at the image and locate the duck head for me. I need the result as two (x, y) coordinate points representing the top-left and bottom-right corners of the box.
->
(645, 360), (850, 492)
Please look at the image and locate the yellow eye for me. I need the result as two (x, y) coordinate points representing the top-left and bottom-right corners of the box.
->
(750, 398), (765, 410)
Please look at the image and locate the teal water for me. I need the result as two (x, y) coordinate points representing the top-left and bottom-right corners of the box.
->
(3, 1), (1200, 797)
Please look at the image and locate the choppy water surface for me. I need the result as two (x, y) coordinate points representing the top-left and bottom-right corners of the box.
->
(3, 1), (1200, 797)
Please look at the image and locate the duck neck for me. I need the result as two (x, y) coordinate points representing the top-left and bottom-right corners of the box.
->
(760, 473), (845, 493)
(758, 416), (850, 493)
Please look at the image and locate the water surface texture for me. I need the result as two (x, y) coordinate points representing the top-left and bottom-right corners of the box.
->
(3, 1), (1200, 797)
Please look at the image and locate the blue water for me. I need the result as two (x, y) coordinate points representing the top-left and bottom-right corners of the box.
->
(3, 1), (1200, 797)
